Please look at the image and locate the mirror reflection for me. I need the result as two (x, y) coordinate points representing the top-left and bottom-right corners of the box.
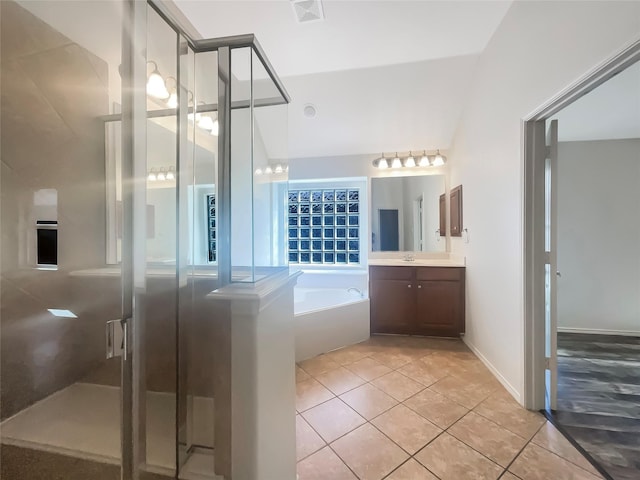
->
(371, 175), (445, 252)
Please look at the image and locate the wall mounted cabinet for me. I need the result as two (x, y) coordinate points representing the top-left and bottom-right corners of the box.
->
(450, 185), (463, 237)
(370, 266), (465, 337)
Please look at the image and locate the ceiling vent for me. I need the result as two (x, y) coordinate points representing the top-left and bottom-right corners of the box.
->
(291, 0), (325, 23)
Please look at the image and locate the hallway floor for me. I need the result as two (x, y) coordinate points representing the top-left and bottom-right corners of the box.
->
(296, 335), (603, 480)
(554, 333), (640, 480)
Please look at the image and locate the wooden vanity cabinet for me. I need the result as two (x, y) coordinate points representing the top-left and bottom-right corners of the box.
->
(370, 266), (465, 337)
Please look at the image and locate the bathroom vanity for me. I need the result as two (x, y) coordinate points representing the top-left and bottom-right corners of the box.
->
(369, 260), (465, 337)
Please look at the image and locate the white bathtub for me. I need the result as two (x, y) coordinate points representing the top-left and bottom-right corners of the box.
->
(294, 286), (370, 362)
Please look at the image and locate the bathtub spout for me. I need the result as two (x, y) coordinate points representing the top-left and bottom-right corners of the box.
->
(347, 287), (363, 298)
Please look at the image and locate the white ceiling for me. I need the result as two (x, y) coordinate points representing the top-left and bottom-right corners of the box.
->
(554, 61), (640, 142)
(174, 0), (512, 77)
(173, 0), (512, 158)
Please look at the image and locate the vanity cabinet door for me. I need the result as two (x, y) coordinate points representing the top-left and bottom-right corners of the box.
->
(415, 280), (463, 336)
(370, 279), (416, 334)
(415, 267), (465, 336)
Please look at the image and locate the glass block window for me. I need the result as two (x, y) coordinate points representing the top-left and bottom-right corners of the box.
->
(288, 189), (360, 264)
(206, 194), (216, 262)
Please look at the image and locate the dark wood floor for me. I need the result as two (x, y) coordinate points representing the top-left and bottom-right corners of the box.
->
(552, 333), (640, 480)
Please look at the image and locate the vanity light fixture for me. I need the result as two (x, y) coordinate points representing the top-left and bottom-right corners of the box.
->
(391, 153), (402, 169)
(148, 169), (158, 182)
(166, 166), (175, 181)
(157, 168), (167, 181)
(373, 149), (446, 169)
(405, 152), (416, 167)
(419, 150), (430, 167)
(254, 163), (289, 176)
(165, 77), (178, 108)
(146, 61), (169, 99)
(432, 150), (446, 167)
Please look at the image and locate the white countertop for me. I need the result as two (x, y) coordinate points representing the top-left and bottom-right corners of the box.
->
(368, 258), (465, 267)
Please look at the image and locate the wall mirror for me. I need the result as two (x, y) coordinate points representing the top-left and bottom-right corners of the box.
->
(371, 175), (446, 252)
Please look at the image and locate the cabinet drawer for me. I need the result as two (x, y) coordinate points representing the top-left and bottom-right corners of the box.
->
(416, 267), (464, 281)
(369, 266), (413, 280)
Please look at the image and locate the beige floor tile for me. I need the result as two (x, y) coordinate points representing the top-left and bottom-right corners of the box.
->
(501, 473), (522, 480)
(385, 459), (439, 479)
(346, 357), (392, 381)
(430, 375), (498, 409)
(398, 360), (447, 387)
(297, 446), (357, 480)
(331, 423), (409, 480)
(448, 412), (528, 467)
(325, 345), (371, 365)
(371, 404), (442, 454)
(473, 391), (545, 439)
(298, 355), (340, 376)
(296, 415), (325, 461)
(340, 383), (398, 420)
(296, 378), (335, 412)
(415, 433), (503, 480)
(371, 371), (426, 402)
(509, 443), (601, 480)
(296, 366), (311, 383)
(371, 349), (415, 369)
(419, 353), (468, 377)
(531, 422), (602, 477)
(314, 366), (366, 395)
(302, 398), (365, 443)
(404, 388), (468, 429)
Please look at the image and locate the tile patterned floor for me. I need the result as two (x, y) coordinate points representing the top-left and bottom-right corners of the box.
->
(296, 335), (605, 480)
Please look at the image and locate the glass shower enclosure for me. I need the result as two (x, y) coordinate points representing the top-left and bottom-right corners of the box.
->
(0, 1), (289, 479)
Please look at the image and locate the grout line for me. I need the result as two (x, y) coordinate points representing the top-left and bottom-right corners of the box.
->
(296, 337), (536, 479)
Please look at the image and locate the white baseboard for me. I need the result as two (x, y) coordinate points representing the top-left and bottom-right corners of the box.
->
(462, 337), (522, 405)
(558, 327), (640, 337)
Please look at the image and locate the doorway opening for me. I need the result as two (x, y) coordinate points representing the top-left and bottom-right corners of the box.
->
(523, 38), (640, 480)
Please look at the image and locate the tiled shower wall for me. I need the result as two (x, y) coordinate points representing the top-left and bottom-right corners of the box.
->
(0, 1), (112, 420)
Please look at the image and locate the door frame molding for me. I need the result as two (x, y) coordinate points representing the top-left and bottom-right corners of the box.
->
(522, 37), (640, 410)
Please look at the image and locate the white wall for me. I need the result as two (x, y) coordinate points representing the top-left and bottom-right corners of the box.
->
(448, 1), (640, 402)
(557, 139), (640, 335)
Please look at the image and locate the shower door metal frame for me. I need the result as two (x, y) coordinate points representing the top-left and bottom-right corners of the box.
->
(119, 1), (291, 477)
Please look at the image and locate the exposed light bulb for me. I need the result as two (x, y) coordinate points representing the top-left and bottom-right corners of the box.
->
(146, 67), (169, 99)
(405, 155), (416, 167)
(265, 166), (273, 174)
(378, 158), (389, 169)
(166, 167), (175, 180)
(433, 150), (446, 167)
(391, 153), (402, 168)
(254, 168), (263, 175)
(166, 90), (178, 108)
